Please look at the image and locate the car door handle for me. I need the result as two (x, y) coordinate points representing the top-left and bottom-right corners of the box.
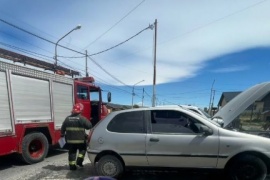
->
(150, 137), (159, 142)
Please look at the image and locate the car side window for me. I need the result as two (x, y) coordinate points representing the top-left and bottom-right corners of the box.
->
(150, 110), (201, 134)
(107, 111), (144, 133)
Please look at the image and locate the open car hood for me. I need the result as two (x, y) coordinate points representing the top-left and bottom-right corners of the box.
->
(213, 82), (270, 128)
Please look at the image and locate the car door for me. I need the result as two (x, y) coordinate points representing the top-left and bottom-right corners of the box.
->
(146, 109), (219, 168)
(105, 110), (148, 166)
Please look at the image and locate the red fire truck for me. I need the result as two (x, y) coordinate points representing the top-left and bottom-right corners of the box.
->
(0, 55), (111, 164)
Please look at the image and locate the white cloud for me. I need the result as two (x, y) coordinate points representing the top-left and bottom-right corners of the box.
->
(211, 65), (250, 73)
(1, 0), (270, 86)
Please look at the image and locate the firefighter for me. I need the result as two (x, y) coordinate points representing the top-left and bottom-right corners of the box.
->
(61, 103), (92, 170)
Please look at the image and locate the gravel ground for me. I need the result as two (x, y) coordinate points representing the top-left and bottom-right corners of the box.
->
(0, 149), (96, 180)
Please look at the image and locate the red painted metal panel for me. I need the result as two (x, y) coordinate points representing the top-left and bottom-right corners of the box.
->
(0, 135), (18, 156)
(0, 122), (61, 156)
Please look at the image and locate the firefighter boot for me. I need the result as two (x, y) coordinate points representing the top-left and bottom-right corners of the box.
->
(69, 161), (77, 170)
(76, 157), (84, 167)
(69, 165), (77, 170)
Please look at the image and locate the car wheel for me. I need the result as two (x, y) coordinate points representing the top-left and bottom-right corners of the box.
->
(21, 132), (49, 164)
(228, 154), (267, 180)
(96, 155), (124, 178)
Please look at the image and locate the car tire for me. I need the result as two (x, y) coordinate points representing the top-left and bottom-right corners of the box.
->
(228, 154), (267, 180)
(96, 155), (124, 178)
(21, 132), (49, 164)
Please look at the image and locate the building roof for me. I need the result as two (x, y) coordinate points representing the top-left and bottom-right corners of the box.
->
(218, 91), (242, 107)
(106, 103), (131, 110)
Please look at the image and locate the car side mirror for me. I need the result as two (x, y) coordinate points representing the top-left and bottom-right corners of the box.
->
(107, 92), (111, 102)
(200, 125), (213, 136)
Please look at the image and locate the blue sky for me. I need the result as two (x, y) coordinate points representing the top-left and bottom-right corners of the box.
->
(0, 0), (270, 108)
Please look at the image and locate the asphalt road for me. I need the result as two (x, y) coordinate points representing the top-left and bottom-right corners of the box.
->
(0, 149), (269, 180)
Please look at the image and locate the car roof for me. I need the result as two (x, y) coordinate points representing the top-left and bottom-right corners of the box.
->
(108, 106), (189, 115)
(108, 106), (204, 118)
(179, 105), (201, 110)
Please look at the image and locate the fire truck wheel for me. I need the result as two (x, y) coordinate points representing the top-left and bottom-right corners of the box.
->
(21, 132), (49, 164)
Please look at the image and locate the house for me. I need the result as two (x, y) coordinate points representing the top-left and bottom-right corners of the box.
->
(217, 91), (242, 108)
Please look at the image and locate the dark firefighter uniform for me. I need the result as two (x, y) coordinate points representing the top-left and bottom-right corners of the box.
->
(61, 103), (92, 170)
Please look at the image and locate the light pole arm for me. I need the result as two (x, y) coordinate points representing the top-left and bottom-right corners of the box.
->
(54, 25), (81, 67)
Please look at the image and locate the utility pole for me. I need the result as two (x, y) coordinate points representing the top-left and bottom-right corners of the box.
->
(152, 19), (157, 107)
(85, 50), (89, 77)
(208, 79), (215, 114)
(142, 88), (144, 107)
(210, 90), (216, 116)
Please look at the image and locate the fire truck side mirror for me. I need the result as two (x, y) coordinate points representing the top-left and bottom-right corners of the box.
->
(107, 92), (111, 102)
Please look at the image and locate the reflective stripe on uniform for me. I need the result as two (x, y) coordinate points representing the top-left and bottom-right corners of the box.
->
(78, 153), (84, 158)
(66, 140), (85, 143)
(66, 127), (85, 131)
(69, 161), (76, 165)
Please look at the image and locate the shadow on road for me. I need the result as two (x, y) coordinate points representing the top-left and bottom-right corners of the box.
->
(118, 170), (225, 180)
(80, 168), (226, 180)
(0, 153), (25, 170)
(42, 162), (97, 180)
(43, 164), (69, 171)
(0, 148), (67, 171)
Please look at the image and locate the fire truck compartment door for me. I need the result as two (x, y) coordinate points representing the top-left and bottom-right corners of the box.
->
(11, 74), (51, 123)
(0, 71), (12, 133)
(53, 81), (73, 128)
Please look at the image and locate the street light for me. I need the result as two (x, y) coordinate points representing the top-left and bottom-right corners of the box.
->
(54, 24), (81, 67)
(132, 80), (144, 108)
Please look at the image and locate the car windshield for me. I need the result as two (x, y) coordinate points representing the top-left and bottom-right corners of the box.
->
(198, 108), (211, 118)
(206, 118), (221, 127)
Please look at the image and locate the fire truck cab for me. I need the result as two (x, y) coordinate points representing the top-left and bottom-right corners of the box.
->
(74, 76), (111, 126)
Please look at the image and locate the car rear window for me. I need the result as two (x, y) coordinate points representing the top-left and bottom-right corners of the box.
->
(107, 111), (145, 133)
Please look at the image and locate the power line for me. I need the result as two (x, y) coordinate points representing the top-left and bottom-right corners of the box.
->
(144, 90), (152, 99)
(158, 0), (268, 46)
(0, 30), (56, 59)
(0, 18), (85, 56)
(0, 41), (133, 95)
(1, 18), (153, 60)
(101, 85), (132, 95)
(0, 18), (152, 89)
(0, 41), (53, 60)
(88, 56), (130, 87)
(0, 40), (133, 92)
(58, 55), (85, 58)
(87, 0), (269, 68)
(0, 29), (86, 74)
(83, 0), (146, 49)
(89, 24), (152, 56)
(0, 41), (85, 74)
(59, 24), (153, 58)
(0, 39), (137, 99)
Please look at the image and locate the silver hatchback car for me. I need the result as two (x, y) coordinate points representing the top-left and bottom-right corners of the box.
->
(88, 105), (270, 179)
